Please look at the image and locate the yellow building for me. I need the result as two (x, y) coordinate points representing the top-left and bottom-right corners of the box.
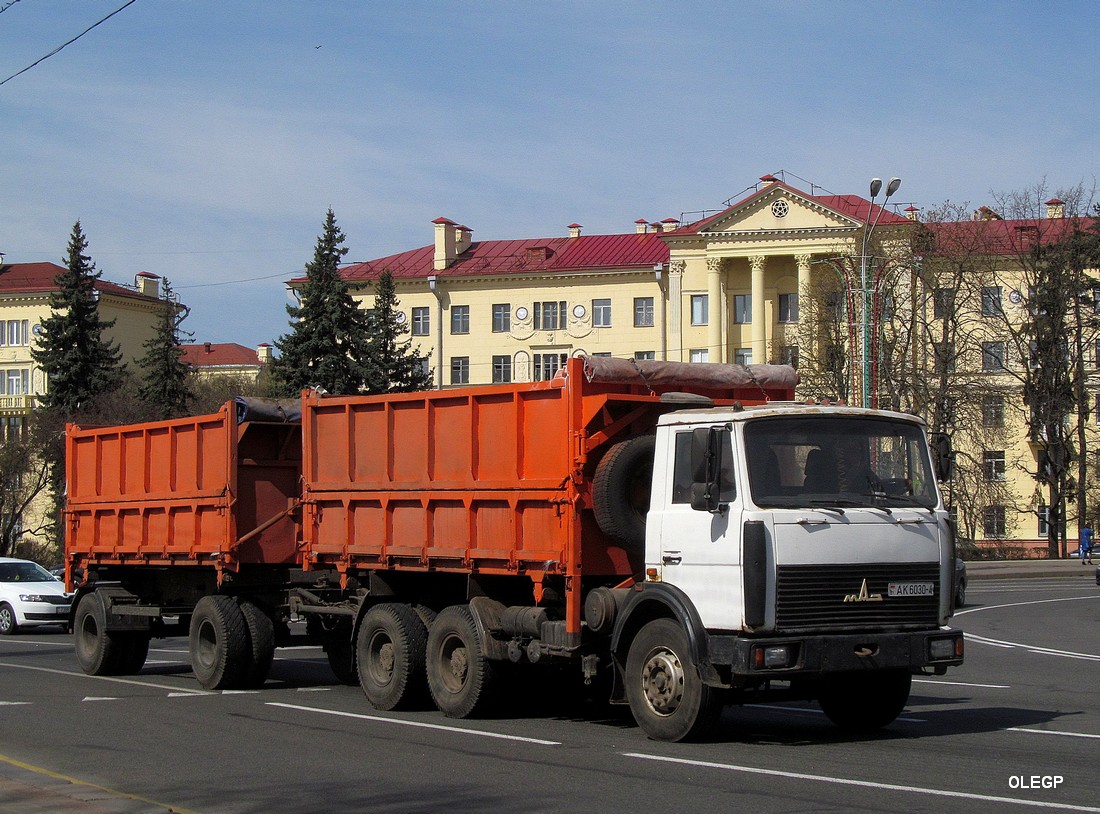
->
(333, 175), (1095, 556)
(180, 341), (272, 382)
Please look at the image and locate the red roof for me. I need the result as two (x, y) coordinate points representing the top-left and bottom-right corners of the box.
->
(0, 262), (158, 302)
(180, 343), (263, 367)
(334, 232), (671, 283)
(922, 215), (1097, 256)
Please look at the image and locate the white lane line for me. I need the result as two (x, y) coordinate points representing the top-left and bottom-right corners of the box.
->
(913, 678), (1011, 689)
(1010, 728), (1100, 741)
(0, 661), (211, 694)
(964, 634), (1100, 662)
(622, 752), (1100, 812)
(267, 702), (562, 746)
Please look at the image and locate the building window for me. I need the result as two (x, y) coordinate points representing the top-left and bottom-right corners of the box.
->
(689, 349), (709, 364)
(690, 295), (708, 326)
(734, 348), (753, 366)
(492, 355), (512, 383)
(492, 304), (511, 333)
(932, 342), (954, 374)
(982, 341), (1005, 372)
(733, 295), (752, 324)
(1037, 504), (1049, 537)
(633, 297), (654, 328)
(0, 320), (29, 347)
(983, 450), (1006, 481)
(450, 305), (470, 335)
(781, 345), (799, 368)
(534, 353), (567, 381)
(982, 394), (1004, 428)
(933, 287), (956, 320)
(417, 358), (431, 379)
(778, 293), (799, 323)
(450, 357), (469, 385)
(534, 301), (567, 331)
(411, 307), (430, 336)
(1, 415), (25, 443)
(634, 351), (655, 361)
(1095, 338), (1100, 369)
(1, 369), (30, 396)
(981, 286), (1003, 317)
(592, 298), (611, 328)
(983, 505), (1007, 538)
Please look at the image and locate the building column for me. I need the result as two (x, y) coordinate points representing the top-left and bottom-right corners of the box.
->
(707, 257), (725, 363)
(750, 255), (767, 364)
(668, 260), (685, 362)
(796, 254), (812, 319)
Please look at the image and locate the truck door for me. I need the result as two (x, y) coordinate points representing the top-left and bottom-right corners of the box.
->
(648, 425), (744, 630)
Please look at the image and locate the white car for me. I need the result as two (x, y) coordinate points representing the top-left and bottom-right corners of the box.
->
(0, 558), (73, 634)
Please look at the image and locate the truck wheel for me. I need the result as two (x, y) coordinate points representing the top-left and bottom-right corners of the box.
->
(239, 600), (275, 688)
(817, 670), (912, 733)
(120, 635), (150, 674)
(189, 595), (250, 690)
(625, 618), (721, 742)
(357, 603), (428, 710)
(0, 603), (18, 635)
(426, 605), (496, 718)
(74, 593), (128, 675)
(593, 435), (655, 549)
(324, 622), (358, 685)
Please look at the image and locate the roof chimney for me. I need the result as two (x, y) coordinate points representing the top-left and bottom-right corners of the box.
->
(433, 217), (458, 270)
(904, 205), (920, 222)
(568, 223), (582, 238)
(455, 224), (473, 254)
(257, 343), (273, 363)
(135, 272), (160, 297)
(1045, 198), (1066, 219)
(759, 174), (780, 187)
(660, 218), (680, 232)
(203, 342), (212, 353)
(635, 218), (649, 234)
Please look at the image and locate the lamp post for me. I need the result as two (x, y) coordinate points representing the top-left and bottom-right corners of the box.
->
(860, 176), (901, 408)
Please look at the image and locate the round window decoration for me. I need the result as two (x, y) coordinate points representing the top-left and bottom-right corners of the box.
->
(771, 200), (790, 218)
(515, 306), (530, 321)
(572, 304), (586, 319)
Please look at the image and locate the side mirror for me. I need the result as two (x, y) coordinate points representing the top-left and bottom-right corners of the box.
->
(932, 432), (954, 482)
(689, 426), (730, 514)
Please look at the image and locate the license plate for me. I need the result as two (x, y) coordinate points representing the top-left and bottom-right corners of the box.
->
(888, 582), (935, 597)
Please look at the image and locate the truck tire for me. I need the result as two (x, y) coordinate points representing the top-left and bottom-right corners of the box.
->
(817, 669), (911, 733)
(74, 593), (129, 675)
(593, 435), (655, 549)
(239, 599), (275, 688)
(625, 618), (721, 742)
(189, 595), (250, 690)
(119, 635), (150, 674)
(357, 603), (428, 710)
(426, 605), (497, 718)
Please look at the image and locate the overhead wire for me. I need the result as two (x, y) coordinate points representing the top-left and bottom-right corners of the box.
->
(0, 0), (139, 87)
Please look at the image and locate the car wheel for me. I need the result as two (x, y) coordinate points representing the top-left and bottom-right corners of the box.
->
(0, 603), (18, 635)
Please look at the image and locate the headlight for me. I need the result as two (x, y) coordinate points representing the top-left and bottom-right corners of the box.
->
(929, 635), (962, 660)
(19, 594), (47, 603)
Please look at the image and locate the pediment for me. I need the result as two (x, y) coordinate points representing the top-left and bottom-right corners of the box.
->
(699, 185), (859, 236)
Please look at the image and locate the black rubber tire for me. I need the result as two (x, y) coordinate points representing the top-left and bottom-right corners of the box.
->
(74, 593), (130, 675)
(324, 621), (358, 685)
(426, 605), (497, 718)
(593, 435), (656, 549)
(625, 618), (721, 742)
(357, 603), (429, 710)
(0, 603), (17, 635)
(239, 599), (276, 688)
(189, 595), (250, 690)
(817, 669), (912, 733)
(119, 634), (150, 674)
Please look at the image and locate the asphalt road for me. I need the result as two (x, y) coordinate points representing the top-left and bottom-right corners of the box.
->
(0, 568), (1097, 814)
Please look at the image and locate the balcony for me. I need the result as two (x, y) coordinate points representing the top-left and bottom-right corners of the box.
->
(0, 394), (38, 412)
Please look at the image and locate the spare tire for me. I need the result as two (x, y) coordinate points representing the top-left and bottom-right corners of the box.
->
(593, 434), (656, 548)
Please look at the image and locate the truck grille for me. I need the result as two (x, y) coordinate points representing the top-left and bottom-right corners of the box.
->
(775, 563), (940, 631)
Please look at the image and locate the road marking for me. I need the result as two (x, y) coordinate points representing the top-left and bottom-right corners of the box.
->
(0, 660), (211, 694)
(622, 752), (1100, 812)
(913, 678), (1010, 689)
(0, 701), (31, 706)
(965, 633), (1100, 662)
(0, 752), (199, 814)
(1010, 728), (1100, 740)
(955, 594), (1100, 617)
(296, 686), (331, 692)
(267, 702), (562, 745)
(82, 696), (120, 702)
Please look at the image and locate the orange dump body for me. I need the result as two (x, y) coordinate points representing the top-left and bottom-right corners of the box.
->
(65, 402), (302, 580)
(301, 356), (795, 633)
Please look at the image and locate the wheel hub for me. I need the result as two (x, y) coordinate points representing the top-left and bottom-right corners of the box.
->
(640, 647), (684, 716)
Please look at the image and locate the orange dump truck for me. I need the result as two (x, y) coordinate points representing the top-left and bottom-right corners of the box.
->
(67, 356), (964, 741)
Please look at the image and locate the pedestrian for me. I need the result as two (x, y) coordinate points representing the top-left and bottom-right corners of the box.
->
(1080, 526), (1093, 565)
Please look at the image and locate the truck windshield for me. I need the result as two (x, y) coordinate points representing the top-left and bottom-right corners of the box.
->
(744, 416), (938, 510)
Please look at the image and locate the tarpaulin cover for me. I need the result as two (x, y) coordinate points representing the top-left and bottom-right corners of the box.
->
(234, 397), (302, 424)
(580, 355), (799, 393)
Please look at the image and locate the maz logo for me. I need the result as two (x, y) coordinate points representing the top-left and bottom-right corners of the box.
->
(842, 578), (884, 603)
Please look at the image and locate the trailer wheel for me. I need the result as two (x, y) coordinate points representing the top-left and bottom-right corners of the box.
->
(593, 435), (655, 549)
(426, 605), (497, 718)
(239, 600), (275, 688)
(817, 670), (911, 733)
(74, 593), (128, 675)
(357, 603), (428, 710)
(625, 618), (721, 742)
(189, 595), (250, 690)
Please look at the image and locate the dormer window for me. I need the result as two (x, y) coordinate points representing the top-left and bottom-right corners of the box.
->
(526, 247), (551, 264)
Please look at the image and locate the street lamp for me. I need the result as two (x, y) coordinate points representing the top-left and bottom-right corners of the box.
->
(860, 176), (901, 407)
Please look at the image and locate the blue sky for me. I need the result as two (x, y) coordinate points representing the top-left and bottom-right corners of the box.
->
(2, 1), (1098, 348)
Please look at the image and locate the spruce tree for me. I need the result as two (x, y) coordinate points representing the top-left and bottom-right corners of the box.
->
(363, 270), (433, 393)
(31, 221), (125, 414)
(270, 209), (371, 396)
(137, 278), (193, 419)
